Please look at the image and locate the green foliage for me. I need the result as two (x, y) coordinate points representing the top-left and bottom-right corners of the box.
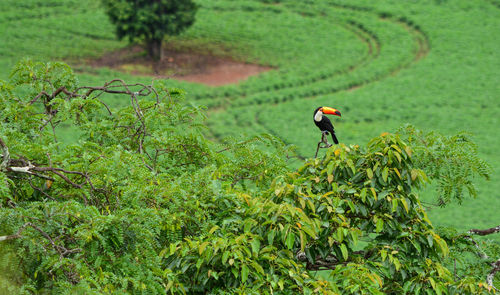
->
(100, 0), (197, 60)
(398, 125), (492, 206)
(0, 61), (289, 294)
(268, 134), (451, 294)
(438, 226), (500, 291)
(0, 244), (23, 294)
(2, 61), (496, 294)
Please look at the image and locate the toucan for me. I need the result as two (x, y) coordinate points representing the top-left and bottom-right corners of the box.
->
(313, 106), (342, 145)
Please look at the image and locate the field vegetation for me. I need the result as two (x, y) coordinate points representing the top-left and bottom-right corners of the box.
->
(0, 0), (499, 293)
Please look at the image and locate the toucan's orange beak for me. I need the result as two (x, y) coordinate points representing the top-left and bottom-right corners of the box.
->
(322, 107), (341, 117)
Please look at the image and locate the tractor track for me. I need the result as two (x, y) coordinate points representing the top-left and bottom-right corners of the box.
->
(249, 2), (430, 159)
(195, 5), (379, 105)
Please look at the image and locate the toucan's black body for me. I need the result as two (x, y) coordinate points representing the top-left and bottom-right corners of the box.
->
(313, 106), (340, 144)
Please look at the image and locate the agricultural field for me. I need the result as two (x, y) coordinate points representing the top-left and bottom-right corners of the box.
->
(0, 0), (499, 241)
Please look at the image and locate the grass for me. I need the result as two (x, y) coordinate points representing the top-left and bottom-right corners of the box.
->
(0, 0), (499, 237)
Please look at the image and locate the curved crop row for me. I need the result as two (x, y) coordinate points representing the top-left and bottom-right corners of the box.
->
(206, 1), (430, 158)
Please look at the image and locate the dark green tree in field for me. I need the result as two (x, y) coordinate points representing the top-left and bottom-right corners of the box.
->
(0, 61), (498, 294)
(101, 0), (197, 61)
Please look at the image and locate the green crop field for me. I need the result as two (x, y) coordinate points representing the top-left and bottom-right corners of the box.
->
(1, 0), (499, 237)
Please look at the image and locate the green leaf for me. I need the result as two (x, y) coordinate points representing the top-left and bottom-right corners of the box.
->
(199, 241), (209, 255)
(299, 231), (305, 251)
(350, 231), (358, 246)
(250, 239), (260, 256)
(410, 239), (421, 253)
(209, 225), (219, 234)
(429, 277), (436, 292)
(268, 230), (276, 245)
(337, 227), (344, 242)
(360, 188), (367, 202)
(403, 281), (412, 293)
(222, 251), (230, 265)
(382, 167), (389, 183)
(370, 187), (377, 200)
(251, 261), (264, 275)
(376, 218), (384, 233)
(367, 168), (373, 179)
(391, 198), (398, 212)
(327, 161), (335, 176)
(411, 169), (419, 181)
(340, 243), (348, 260)
(286, 232), (295, 250)
(347, 159), (356, 174)
(394, 151), (402, 163)
(381, 250), (387, 261)
(400, 197), (409, 213)
(241, 264), (249, 283)
(393, 258), (401, 271)
(427, 235), (433, 247)
(301, 224), (316, 238)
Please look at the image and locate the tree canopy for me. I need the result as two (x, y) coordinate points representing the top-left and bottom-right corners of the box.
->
(0, 61), (498, 294)
(101, 0), (198, 61)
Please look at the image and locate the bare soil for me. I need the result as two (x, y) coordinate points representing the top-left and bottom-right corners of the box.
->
(86, 45), (272, 86)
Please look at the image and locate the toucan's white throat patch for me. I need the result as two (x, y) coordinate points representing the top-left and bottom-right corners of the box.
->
(314, 111), (323, 122)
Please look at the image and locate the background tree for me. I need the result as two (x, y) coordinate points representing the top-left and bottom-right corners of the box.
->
(0, 61), (497, 294)
(101, 0), (198, 61)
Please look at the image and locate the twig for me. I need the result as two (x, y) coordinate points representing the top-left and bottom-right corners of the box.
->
(28, 178), (56, 201)
(315, 132), (332, 158)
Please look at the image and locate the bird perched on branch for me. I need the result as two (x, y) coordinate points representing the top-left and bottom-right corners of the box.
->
(313, 106), (341, 157)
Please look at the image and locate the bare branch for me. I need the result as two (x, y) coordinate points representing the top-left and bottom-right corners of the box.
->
(28, 178), (56, 201)
(468, 225), (500, 236)
(487, 258), (500, 292)
(0, 222), (30, 241)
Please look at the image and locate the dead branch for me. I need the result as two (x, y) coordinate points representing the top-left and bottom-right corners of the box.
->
(0, 222), (30, 241)
(1, 79), (168, 203)
(487, 258), (500, 292)
(469, 225), (500, 236)
(29, 79), (160, 122)
(296, 249), (375, 271)
(315, 132), (332, 158)
(28, 178), (56, 201)
(2, 154), (92, 205)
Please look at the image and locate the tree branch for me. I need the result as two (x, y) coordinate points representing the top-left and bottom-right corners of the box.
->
(466, 225), (500, 290)
(0, 222), (30, 241)
(487, 258), (500, 292)
(0, 137), (10, 171)
(0, 222), (81, 258)
(468, 225), (500, 236)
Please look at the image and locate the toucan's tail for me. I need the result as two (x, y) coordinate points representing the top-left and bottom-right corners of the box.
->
(331, 132), (339, 144)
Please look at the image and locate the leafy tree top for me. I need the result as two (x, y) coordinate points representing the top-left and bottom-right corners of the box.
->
(101, 0), (198, 60)
(101, 0), (197, 43)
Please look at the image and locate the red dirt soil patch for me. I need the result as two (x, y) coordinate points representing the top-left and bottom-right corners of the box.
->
(86, 46), (272, 86)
